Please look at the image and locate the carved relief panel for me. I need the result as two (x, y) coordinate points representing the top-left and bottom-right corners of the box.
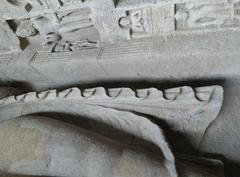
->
(118, 4), (174, 39)
(0, 85), (225, 177)
(175, 1), (240, 31)
(119, 8), (151, 39)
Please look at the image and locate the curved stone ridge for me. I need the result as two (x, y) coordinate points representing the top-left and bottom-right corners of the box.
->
(0, 115), (176, 177)
(0, 85), (223, 147)
(0, 86), (221, 104)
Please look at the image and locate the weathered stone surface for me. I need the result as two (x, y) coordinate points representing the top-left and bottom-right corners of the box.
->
(0, 116), (224, 177)
(1, 0), (240, 54)
(0, 85), (223, 148)
(0, 0), (239, 176)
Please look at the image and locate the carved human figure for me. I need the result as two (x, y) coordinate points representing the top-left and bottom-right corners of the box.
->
(0, 86), (223, 149)
(0, 91), (225, 177)
(30, 9), (93, 44)
(53, 40), (98, 52)
(25, 0), (62, 10)
(119, 9), (150, 38)
(53, 41), (71, 52)
(31, 14), (61, 44)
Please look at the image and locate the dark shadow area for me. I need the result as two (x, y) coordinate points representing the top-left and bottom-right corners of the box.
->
(19, 37), (30, 50)
(52, 78), (225, 93)
(6, 20), (30, 50)
(0, 81), (34, 93)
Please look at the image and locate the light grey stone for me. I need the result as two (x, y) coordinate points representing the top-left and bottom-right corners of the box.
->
(2, 0), (240, 53)
(0, 86), (223, 148)
(0, 116), (224, 177)
(0, 87), (22, 99)
(0, 0), (239, 176)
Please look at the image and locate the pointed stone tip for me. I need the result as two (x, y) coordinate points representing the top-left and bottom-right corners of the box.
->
(82, 88), (96, 98)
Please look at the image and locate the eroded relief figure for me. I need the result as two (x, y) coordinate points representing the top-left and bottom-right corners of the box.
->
(30, 9), (93, 45)
(0, 1), (238, 176)
(119, 9), (150, 39)
(0, 0), (98, 53)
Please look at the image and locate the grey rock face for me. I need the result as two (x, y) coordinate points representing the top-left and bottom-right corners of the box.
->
(0, 116), (171, 177)
(0, 116), (224, 177)
(0, 85), (225, 177)
(0, 0), (239, 176)
(0, 86), (223, 148)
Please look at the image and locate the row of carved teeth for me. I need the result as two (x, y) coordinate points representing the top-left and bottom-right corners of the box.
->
(0, 86), (219, 106)
(59, 86), (216, 101)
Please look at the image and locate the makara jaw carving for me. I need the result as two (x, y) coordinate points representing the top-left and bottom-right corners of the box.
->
(0, 85), (224, 177)
(0, 85), (223, 148)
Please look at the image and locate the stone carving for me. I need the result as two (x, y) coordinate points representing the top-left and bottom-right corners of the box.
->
(0, 85), (225, 177)
(0, 0), (97, 52)
(3, 0), (240, 56)
(26, 0), (62, 11)
(176, 154), (225, 177)
(119, 8), (150, 39)
(30, 8), (94, 45)
(175, 2), (240, 31)
(0, 85), (223, 148)
(0, 115), (224, 177)
(0, 20), (21, 54)
(71, 40), (98, 50)
(0, 116), (172, 177)
(53, 40), (98, 52)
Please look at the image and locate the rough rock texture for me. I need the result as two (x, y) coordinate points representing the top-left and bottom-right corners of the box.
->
(0, 0), (239, 176)
(1, 0), (240, 53)
(0, 85), (223, 148)
(0, 116), (224, 177)
(0, 116), (171, 177)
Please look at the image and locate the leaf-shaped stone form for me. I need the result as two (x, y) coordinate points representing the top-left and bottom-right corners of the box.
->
(0, 105), (177, 177)
(0, 85), (223, 148)
(0, 115), (224, 177)
(0, 115), (175, 177)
